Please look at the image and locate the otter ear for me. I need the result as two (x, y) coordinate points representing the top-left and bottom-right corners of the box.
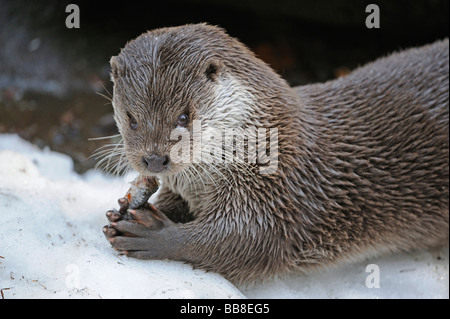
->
(110, 56), (119, 81)
(205, 60), (222, 82)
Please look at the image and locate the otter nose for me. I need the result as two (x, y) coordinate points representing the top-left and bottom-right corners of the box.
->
(142, 154), (169, 173)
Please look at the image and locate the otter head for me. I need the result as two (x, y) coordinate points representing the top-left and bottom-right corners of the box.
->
(110, 23), (282, 177)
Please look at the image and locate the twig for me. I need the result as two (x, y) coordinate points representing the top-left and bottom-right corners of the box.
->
(1, 288), (11, 299)
(32, 279), (47, 290)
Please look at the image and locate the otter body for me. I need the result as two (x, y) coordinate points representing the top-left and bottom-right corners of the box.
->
(103, 24), (449, 283)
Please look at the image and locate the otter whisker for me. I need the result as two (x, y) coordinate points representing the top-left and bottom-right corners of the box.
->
(92, 136), (130, 176)
(189, 164), (208, 191)
(88, 133), (122, 141)
(96, 81), (113, 104)
(90, 143), (125, 159)
(96, 92), (113, 105)
(182, 166), (196, 193)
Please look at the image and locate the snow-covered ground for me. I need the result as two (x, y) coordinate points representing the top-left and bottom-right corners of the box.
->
(0, 133), (448, 299)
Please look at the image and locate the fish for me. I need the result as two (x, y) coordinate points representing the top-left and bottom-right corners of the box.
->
(124, 175), (160, 209)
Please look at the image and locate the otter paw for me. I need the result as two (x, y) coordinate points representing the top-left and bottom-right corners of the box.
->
(128, 204), (174, 229)
(105, 197), (133, 223)
(103, 204), (175, 259)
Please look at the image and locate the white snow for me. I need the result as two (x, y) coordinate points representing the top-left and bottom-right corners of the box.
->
(0, 133), (448, 299)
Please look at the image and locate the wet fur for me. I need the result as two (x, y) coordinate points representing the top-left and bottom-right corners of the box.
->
(109, 24), (448, 283)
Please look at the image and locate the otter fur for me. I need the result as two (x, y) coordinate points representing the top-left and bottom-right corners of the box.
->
(103, 24), (449, 284)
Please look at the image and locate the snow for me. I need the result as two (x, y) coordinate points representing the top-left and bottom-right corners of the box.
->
(0, 133), (448, 299)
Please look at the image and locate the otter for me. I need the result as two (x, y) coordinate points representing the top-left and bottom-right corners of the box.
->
(102, 23), (449, 284)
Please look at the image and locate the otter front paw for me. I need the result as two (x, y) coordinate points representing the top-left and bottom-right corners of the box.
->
(104, 197), (133, 223)
(103, 200), (176, 260)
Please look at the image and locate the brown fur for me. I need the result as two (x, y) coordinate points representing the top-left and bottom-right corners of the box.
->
(106, 24), (449, 283)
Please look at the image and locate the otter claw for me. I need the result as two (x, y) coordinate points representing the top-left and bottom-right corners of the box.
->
(106, 209), (122, 222)
(118, 197), (129, 214)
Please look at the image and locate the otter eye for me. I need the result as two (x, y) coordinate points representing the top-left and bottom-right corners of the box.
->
(127, 112), (138, 130)
(177, 114), (189, 127)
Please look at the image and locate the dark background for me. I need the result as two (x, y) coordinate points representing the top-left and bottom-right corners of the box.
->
(0, 0), (448, 173)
